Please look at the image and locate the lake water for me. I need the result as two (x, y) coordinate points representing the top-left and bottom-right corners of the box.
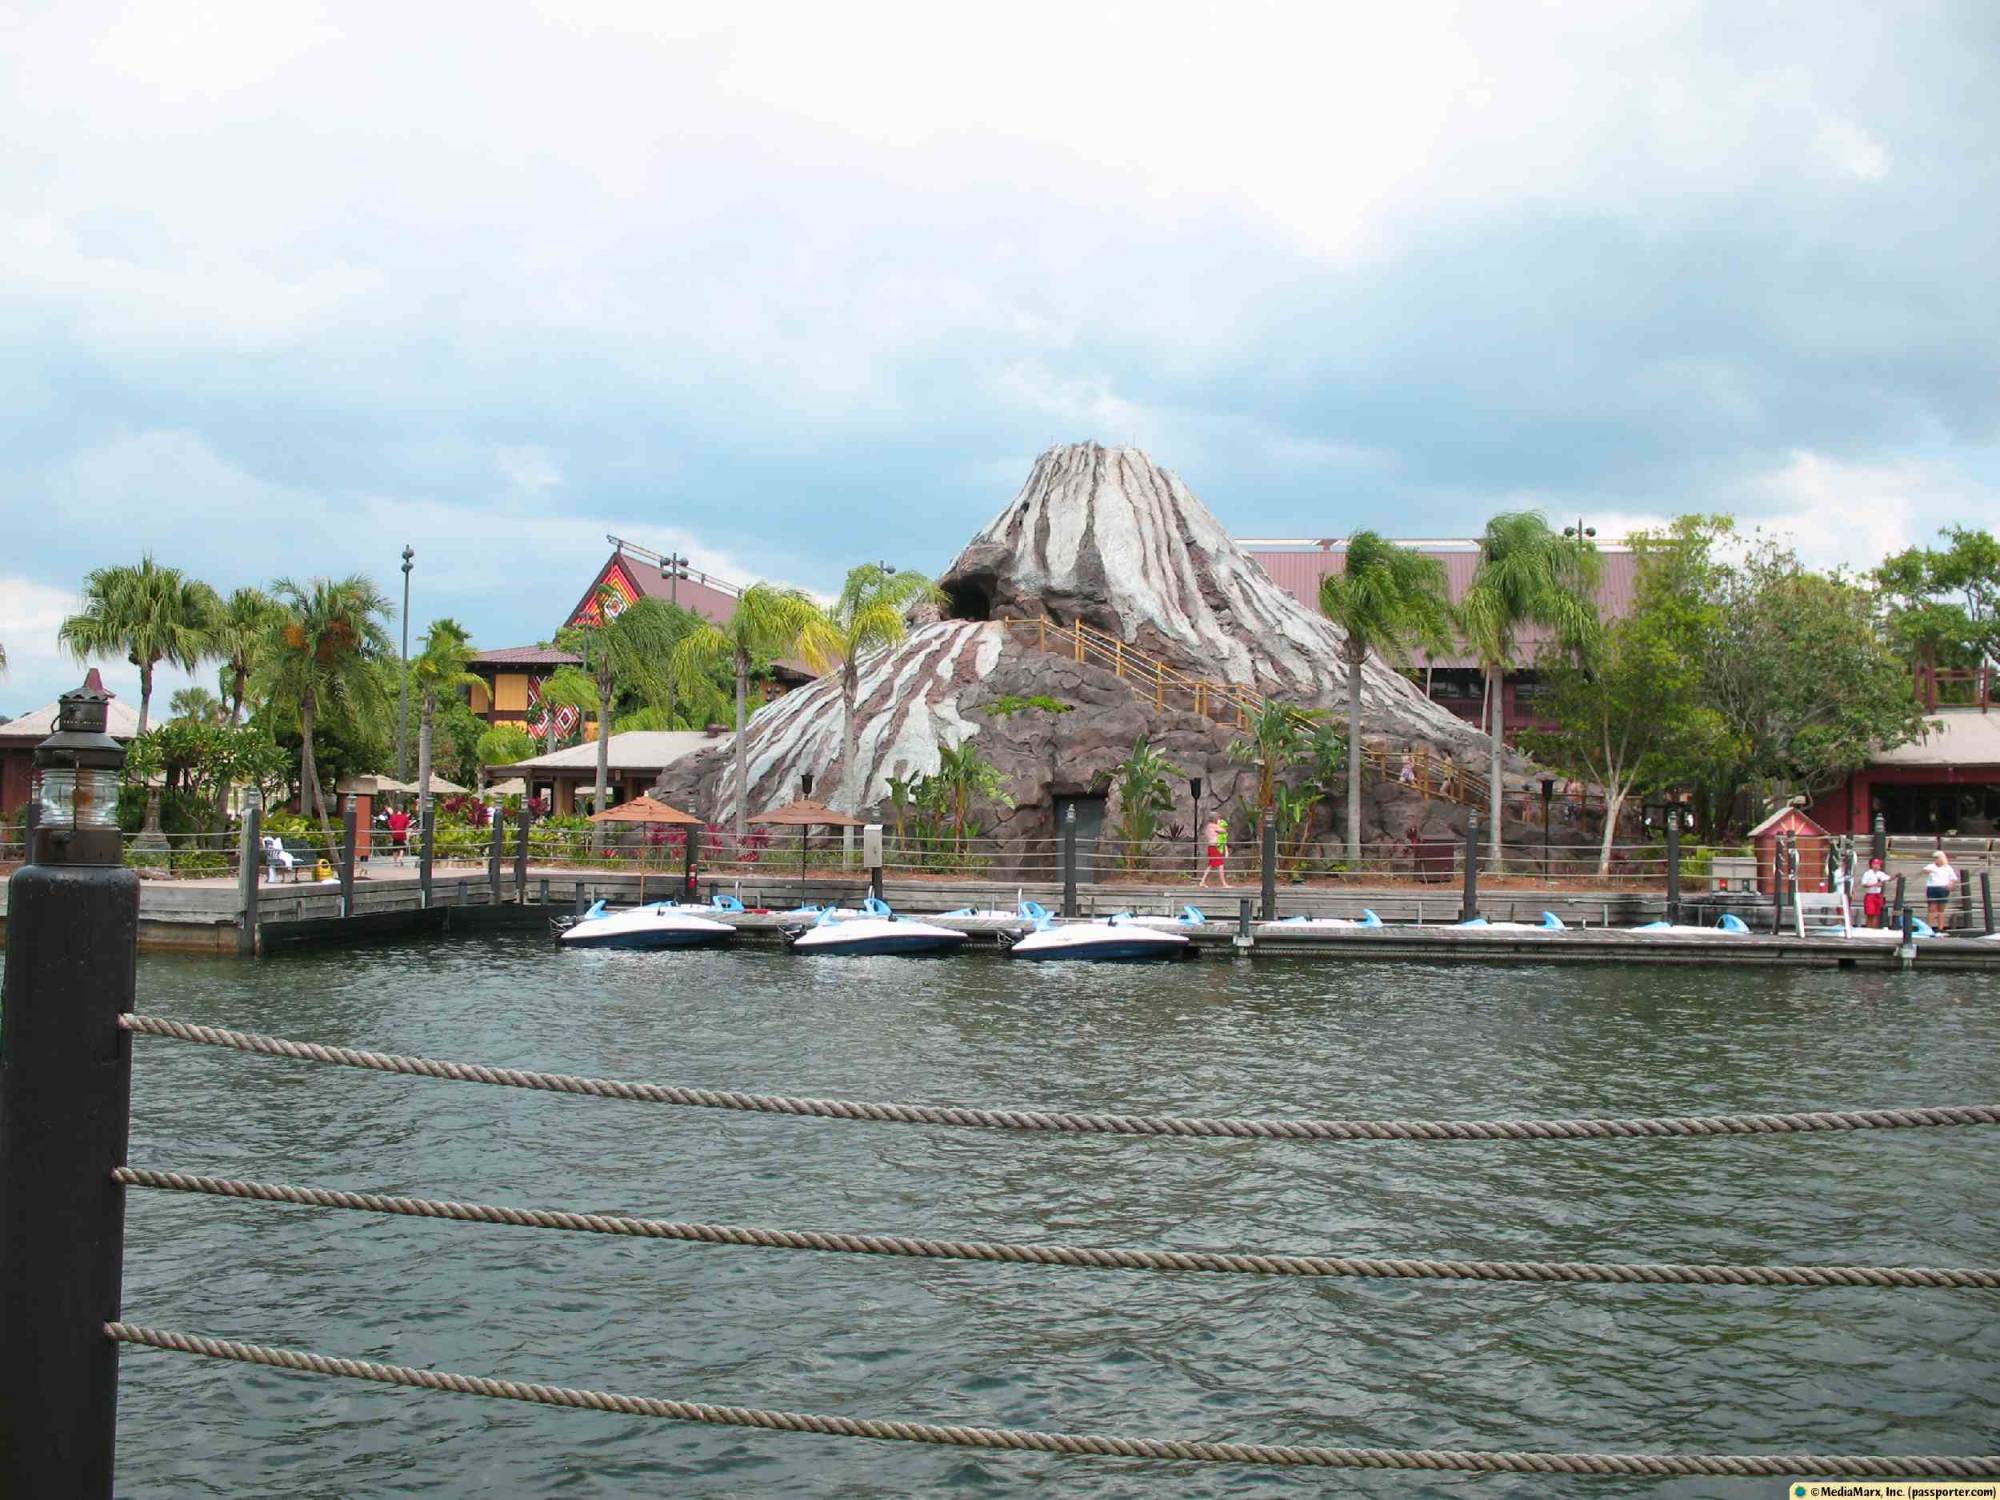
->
(26, 933), (2000, 1496)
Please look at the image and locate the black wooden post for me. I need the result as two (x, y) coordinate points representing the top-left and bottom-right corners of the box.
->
(488, 814), (504, 905)
(1664, 810), (1682, 925)
(1892, 872), (1907, 928)
(339, 799), (358, 919)
(1062, 804), (1078, 918)
(573, 880), (587, 916)
(419, 807), (435, 908)
(237, 801), (261, 958)
(1460, 813), (1481, 922)
(515, 800), (532, 902)
(0, 677), (138, 1499)
(1982, 871), (1994, 936)
(1236, 894), (1253, 949)
(1259, 813), (1277, 921)
(685, 822), (702, 899)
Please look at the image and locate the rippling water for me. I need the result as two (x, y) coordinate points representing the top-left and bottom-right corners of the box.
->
(27, 934), (2000, 1496)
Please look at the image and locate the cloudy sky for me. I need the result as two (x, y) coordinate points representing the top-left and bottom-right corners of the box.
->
(3, 0), (1998, 713)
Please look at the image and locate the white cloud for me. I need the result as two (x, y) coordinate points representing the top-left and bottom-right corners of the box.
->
(1814, 118), (1892, 182)
(495, 446), (563, 497)
(92, 0), (337, 104)
(1737, 450), (1997, 571)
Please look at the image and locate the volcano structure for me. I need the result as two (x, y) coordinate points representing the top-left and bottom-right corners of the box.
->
(656, 443), (1505, 847)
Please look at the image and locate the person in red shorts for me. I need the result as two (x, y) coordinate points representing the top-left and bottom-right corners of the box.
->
(1858, 856), (1889, 928)
(386, 805), (412, 866)
(1197, 815), (1230, 888)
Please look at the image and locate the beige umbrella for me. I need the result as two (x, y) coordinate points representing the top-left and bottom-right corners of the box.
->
(751, 797), (862, 877)
(481, 778), (527, 799)
(589, 794), (704, 826)
(377, 773), (470, 797)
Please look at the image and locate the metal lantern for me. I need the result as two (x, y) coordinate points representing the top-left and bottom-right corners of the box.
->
(32, 671), (127, 866)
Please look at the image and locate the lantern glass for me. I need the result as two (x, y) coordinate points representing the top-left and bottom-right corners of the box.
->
(37, 767), (121, 830)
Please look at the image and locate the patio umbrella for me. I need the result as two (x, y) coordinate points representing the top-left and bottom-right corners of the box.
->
(751, 797), (863, 879)
(589, 794), (703, 825)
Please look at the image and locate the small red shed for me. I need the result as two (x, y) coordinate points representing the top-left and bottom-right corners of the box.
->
(1748, 805), (1832, 895)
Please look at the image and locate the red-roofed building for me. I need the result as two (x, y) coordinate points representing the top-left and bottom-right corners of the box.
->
(466, 645), (586, 741)
(1242, 538), (1641, 743)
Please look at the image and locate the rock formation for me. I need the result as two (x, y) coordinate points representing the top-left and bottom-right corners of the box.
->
(655, 442), (1527, 852)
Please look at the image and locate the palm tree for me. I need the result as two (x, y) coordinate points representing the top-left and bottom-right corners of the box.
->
(168, 686), (226, 724)
(553, 593), (692, 848)
(411, 619), (479, 829)
(260, 575), (393, 840)
(671, 584), (829, 836)
(931, 738), (1012, 858)
(1111, 737), (1184, 870)
(58, 555), (220, 735)
(818, 564), (944, 807)
(210, 586), (276, 724)
(1228, 699), (1314, 816)
(1317, 531), (1454, 860)
(1459, 512), (1600, 863)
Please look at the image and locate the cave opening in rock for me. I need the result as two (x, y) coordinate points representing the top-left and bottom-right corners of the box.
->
(944, 577), (993, 621)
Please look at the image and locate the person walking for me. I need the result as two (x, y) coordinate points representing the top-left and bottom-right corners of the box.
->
(1198, 815), (1230, 888)
(386, 804), (412, 867)
(1924, 849), (1959, 933)
(1858, 856), (1890, 928)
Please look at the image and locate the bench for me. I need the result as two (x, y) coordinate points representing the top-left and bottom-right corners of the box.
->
(262, 839), (318, 883)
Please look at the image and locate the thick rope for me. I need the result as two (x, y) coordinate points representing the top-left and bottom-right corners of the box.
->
(115, 1168), (2000, 1290)
(117, 1016), (2000, 1142)
(105, 1324), (1998, 1476)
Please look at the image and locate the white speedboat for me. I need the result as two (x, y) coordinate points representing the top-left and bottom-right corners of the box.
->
(1003, 912), (1193, 962)
(784, 900), (969, 957)
(556, 900), (736, 951)
(1452, 911), (1566, 932)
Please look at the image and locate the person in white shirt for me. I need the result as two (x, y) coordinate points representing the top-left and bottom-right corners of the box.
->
(1858, 856), (1890, 928)
(1924, 850), (1959, 933)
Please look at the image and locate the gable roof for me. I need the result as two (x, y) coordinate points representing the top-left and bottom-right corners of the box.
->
(498, 730), (719, 775)
(0, 693), (143, 743)
(567, 549), (746, 631)
(468, 645), (584, 669)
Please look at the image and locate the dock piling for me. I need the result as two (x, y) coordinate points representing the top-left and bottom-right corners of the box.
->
(419, 809), (435, 909)
(339, 801), (358, 918)
(237, 800), (261, 958)
(488, 815), (504, 905)
(1665, 811), (1681, 925)
(0, 678), (138, 1498)
(1983, 871), (1994, 936)
(573, 881), (587, 917)
(1062, 805), (1077, 918)
(1460, 814), (1481, 923)
(1259, 814), (1276, 921)
(1892, 873), (1907, 928)
(515, 801), (532, 903)
(1235, 895), (1253, 949)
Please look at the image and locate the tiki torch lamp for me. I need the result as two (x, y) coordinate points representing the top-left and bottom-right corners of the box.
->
(32, 670), (126, 867)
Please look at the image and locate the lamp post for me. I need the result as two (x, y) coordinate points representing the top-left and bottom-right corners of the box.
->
(396, 545), (414, 783)
(1539, 774), (1555, 879)
(660, 553), (689, 606)
(1562, 520), (1598, 542)
(1, 670), (139, 1497)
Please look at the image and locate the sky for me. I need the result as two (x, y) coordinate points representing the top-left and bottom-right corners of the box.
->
(3, 0), (1998, 715)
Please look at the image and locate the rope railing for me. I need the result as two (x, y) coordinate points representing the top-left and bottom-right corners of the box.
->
(103, 1325), (2000, 1477)
(118, 1015), (2000, 1140)
(115, 1168), (2000, 1289)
